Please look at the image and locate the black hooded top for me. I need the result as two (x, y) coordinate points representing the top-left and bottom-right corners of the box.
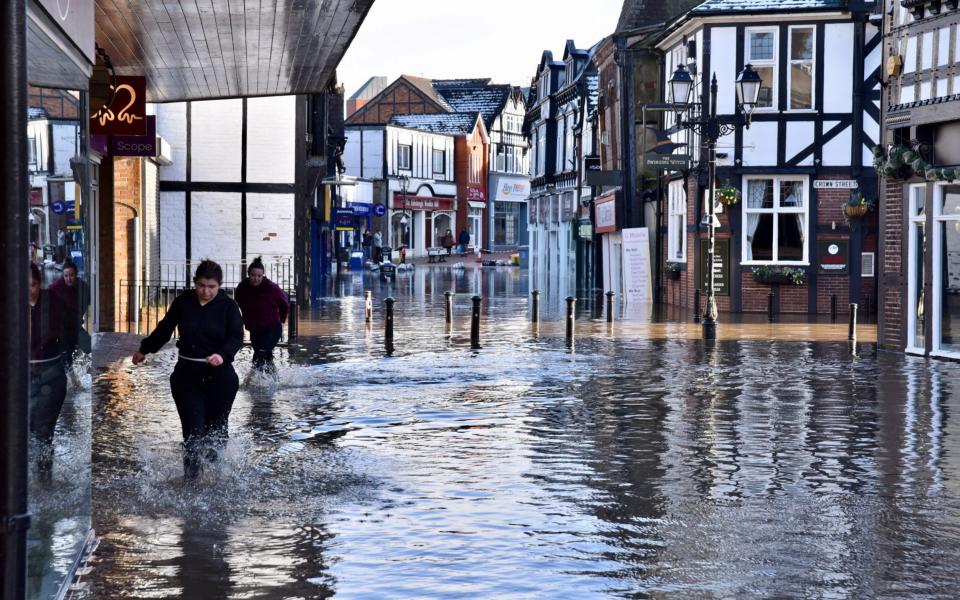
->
(139, 289), (244, 363)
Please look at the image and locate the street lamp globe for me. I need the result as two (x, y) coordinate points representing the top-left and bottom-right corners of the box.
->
(736, 64), (763, 125)
(668, 64), (694, 112)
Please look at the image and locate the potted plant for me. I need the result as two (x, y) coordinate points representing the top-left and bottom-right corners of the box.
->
(751, 265), (806, 286)
(664, 262), (683, 281)
(843, 192), (872, 219)
(716, 181), (740, 206)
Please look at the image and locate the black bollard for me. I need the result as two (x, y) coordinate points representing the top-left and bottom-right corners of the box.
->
(288, 300), (298, 339)
(384, 297), (395, 353)
(767, 292), (775, 322)
(444, 291), (454, 324)
(470, 295), (481, 349)
(693, 289), (701, 323)
(565, 296), (576, 340)
(830, 294), (837, 322)
(531, 290), (540, 323)
(848, 303), (858, 341)
(605, 291), (615, 323)
(364, 290), (373, 323)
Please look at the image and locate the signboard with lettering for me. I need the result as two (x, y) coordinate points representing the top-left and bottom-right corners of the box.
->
(813, 180), (858, 189)
(393, 193), (454, 212)
(90, 76), (147, 135)
(595, 193), (617, 234)
(643, 153), (690, 170)
(817, 240), (849, 274)
(622, 228), (653, 304)
(109, 116), (157, 157)
(699, 238), (730, 296)
(334, 208), (355, 231)
(584, 155), (600, 172)
(351, 203), (372, 216)
(493, 177), (530, 202)
(467, 186), (485, 201)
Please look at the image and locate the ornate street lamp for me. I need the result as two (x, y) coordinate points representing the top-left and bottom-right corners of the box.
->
(669, 63), (762, 340)
(398, 174), (411, 257)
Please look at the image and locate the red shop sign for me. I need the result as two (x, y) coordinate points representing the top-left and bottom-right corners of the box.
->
(394, 193), (454, 212)
(90, 76), (147, 136)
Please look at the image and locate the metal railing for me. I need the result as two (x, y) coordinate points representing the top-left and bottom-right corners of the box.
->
(157, 257), (293, 291)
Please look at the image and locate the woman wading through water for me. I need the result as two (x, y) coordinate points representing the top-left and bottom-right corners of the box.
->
(132, 260), (243, 478)
(235, 256), (289, 373)
(29, 263), (68, 480)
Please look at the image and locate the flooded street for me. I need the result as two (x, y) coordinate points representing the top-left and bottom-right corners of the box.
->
(86, 268), (960, 598)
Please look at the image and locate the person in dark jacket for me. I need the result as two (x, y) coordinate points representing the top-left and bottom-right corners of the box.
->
(49, 259), (91, 365)
(29, 263), (68, 479)
(234, 256), (290, 371)
(132, 260), (244, 478)
(458, 228), (470, 255)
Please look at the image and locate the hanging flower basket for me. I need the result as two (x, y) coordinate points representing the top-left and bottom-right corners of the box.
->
(843, 192), (873, 220)
(716, 184), (740, 206)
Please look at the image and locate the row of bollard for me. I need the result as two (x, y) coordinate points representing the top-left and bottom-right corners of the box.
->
(381, 293), (482, 354)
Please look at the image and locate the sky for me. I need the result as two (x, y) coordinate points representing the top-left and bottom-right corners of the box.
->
(336, 0), (624, 96)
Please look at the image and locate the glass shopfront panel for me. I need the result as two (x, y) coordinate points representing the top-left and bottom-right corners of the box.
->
(936, 186), (960, 355)
(26, 86), (93, 598)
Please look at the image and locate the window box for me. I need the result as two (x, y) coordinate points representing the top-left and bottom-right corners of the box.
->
(751, 265), (806, 286)
(664, 262), (685, 280)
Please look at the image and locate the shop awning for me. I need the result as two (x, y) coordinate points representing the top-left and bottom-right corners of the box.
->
(95, 0), (375, 102)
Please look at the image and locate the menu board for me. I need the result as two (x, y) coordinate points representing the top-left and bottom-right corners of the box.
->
(699, 238), (730, 296)
(622, 228), (652, 303)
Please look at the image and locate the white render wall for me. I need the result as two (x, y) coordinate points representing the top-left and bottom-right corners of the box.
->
(190, 99), (242, 182)
(191, 192), (242, 263)
(160, 191), (186, 263)
(247, 96), (296, 183)
(157, 103), (187, 181)
(246, 193), (295, 264)
(344, 127), (385, 179)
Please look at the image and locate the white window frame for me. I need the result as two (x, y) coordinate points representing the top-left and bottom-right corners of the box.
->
(741, 175), (810, 265)
(667, 179), (687, 263)
(907, 184), (926, 355)
(432, 148), (445, 176)
(787, 26), (816, 111)
(746, 27), (779, 111)
(397, 144), (412, 171)
(932, 182), (960, 360)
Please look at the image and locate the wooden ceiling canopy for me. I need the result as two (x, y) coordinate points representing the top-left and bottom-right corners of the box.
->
(94, 0), (374, 103)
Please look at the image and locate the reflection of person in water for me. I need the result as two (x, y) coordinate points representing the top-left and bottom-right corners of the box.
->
(132, 260), (244, 479)
(234, 256), (289, 372)
(49, 259), (91, 366)
(29, 263), (68, 479)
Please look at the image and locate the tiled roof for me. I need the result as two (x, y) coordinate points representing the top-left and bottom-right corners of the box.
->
(691, 0), (844, 13)
(401, 75), (454, 111)
(389, 112), (479, 135)
(618, 0), (703, 30)
(435, 84), (511, 129)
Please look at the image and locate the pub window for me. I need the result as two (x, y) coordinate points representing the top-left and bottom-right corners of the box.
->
(742, 176), (808, 264)
(397, 144), (412, 171)
(432, 148), (445, 176)
(746, 28), (778, 109)
(788, 26), (815, 110)
(667, 179), (687, 262)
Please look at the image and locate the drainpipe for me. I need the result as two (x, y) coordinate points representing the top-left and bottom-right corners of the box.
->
(1, 0), (30, 597)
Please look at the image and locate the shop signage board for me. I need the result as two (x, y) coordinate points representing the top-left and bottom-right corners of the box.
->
(351, 203), (372, 216)
(622, 227), (653, 304)
(393, 193), (454, 212)
(595, 193), (617, 234)
(813, 180), (858, 189)
(467, 186), (485, 201)
(109, 116), (157, 157)
(817, 240), (849, 274)
(577, 221), (593, 240)
(51, 201), (66, 214)
(90, 76), (147, 135)
(493, 177), (530, 202)
(373, 203), (386, 216)
(643, 153), (690, 170)
(334, 208), (354, 231)
(699, 238), (730, 296)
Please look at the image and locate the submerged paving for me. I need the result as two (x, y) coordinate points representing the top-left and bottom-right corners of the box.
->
(85, 268), (960, 598)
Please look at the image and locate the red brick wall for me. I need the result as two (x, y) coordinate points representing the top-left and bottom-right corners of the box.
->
(99, 158), (144, 331)
(454, 126), (488, 245)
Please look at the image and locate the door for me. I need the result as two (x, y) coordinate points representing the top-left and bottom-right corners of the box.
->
(907, 185), (925, 353)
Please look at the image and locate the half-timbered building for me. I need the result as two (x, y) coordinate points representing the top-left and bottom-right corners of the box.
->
(878, 0), (960, 359)
(655, 0), (881, 317)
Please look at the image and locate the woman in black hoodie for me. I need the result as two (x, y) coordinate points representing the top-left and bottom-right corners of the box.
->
(29, 263), (68, 479)
(132, 260), (244, 478)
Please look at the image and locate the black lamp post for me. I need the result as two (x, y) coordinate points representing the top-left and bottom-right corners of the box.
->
(669, 63), (762, 339)
(398, 174), (411, 259)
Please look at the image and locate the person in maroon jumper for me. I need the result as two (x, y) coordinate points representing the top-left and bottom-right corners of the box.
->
(49, 259), (91, 365)
(234, 256), (290, 371)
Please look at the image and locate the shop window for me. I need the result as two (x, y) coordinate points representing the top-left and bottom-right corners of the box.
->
(667, 179), (686, 262)
(746, 28), (778, 109)
(788, 27), (815, 110)
(934, 185), (960, 356)
(743, 176), (808, 264)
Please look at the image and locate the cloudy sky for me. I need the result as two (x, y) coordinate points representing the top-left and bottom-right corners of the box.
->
(336, 0), (623, 96)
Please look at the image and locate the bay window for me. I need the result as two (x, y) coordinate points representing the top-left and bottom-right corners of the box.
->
(743, 176), (808, 264)
(667, 179), (686, 262)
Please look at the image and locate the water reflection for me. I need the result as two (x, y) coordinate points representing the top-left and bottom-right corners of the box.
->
(87, 269), (960, 598)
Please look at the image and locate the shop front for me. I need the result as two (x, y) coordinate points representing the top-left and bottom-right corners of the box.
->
(489, 174), (530, 251)
(391, 192), (455, 258)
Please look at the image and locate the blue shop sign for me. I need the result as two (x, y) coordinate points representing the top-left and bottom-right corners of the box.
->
(352, 203), (372, 216)
(51, 201), (66, 214)
(373, 203), (386, 217)
(334, 208), (355, 231)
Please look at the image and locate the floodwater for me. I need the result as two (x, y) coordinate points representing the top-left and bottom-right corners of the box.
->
(85, 268), (960, 598)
